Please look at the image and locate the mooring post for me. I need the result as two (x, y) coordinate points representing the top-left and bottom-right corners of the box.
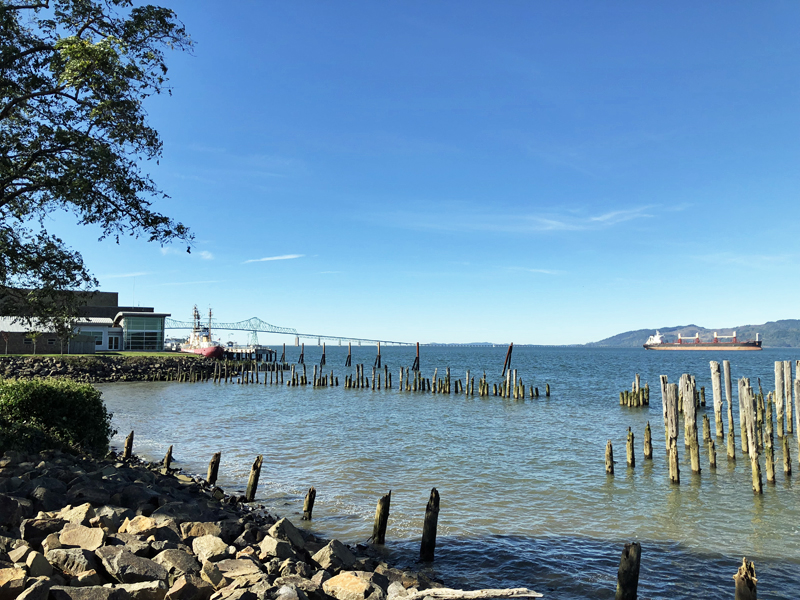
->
(710, 361), (724, 438)
(784, 361), (793, 434)
(708, 439), (717, 469)
(302, 487), (316, 520)
(374, 342), (381, 368)
(321, 343), (326, 367)
(775, 361), (785, 437)
(346, 342), (352, 367)
(123, 431), (134, 460)
(412, 342), (420, 371)
(245, 455), (263, 502)
(644, 422), (652, 460)
(733, 558), (757, 600)
(614, 542), (641, 600)
(298, 343), (305, 365)
(419, 488), (439, 562)
(371, 491), (391, 545)
(280, 343), (285, 364)
(207, 452), (221, 486)
(626, 427), (635, 468)
(724, 360), (735, 460)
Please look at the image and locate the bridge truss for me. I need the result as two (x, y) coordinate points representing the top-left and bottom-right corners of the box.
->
(164, 317), (412, 346)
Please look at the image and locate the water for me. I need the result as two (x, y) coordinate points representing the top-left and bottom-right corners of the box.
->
(97, 346), (800, 599)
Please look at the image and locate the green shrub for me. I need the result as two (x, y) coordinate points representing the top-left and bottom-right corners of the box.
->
(0, 378), (115, 455)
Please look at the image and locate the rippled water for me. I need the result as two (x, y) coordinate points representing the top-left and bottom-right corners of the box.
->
(97, 346), (800, 599)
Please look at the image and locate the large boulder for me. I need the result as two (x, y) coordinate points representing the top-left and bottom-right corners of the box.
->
(16, 578), (52, 600)
(58, 504), (96, 527)
(311, 540), (356, 573)
(213, 558), (263, 579)
(323, 572), (376, 600)
(60, 524), (105, 552)
(178, 522), (221, 541)
(116, 580), (168, 600)
(46, 548), (99, 577)
(191, 535), (229, 563)
(0, 567), (26, 599)
(25, 550), (53, 577)
(49, 586), (132, 600)
(95, 546), (168, 584)
(20, 517), (65, 546)
(268, 519), (305, 550)
(258, 537), (298, 562)
(151, 549), (201, 577)
(164, 574), (214, 600)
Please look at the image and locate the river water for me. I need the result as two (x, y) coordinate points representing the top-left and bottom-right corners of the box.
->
(97, 346), (800, 599)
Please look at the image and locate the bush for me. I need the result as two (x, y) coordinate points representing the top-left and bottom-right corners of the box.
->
(0, 378), (115, 455)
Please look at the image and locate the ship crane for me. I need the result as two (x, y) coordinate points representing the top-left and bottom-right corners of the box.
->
(713, 331), (738, 343)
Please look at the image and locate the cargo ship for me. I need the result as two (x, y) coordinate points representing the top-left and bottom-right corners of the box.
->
(643, 331), (762, 351)
(180, 306), (224, 358)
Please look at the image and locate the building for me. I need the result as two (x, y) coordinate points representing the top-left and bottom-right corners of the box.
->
(0, 291), (170, 354)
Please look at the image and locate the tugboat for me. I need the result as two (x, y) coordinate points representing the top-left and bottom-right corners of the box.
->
(180, 306), (224, 358)
(643, 330), (762, 351)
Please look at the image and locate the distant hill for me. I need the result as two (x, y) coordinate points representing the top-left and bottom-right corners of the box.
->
(587, 320), (800, 348)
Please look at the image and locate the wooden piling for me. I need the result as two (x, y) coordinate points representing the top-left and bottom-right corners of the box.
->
(371, 491), (391, 544)
(546, 383), (550, 397)
(302, 487), (316, 520)
(644, 422), (652, 460)
(784, 360), (793, 434)
(708, 439), (716, 469)
(626, 427), (635, 468)
(605, 441), (614, 475)
(775, 361), (785, 437)
(796, 379), (800, 466)
(245, 455), (263, 502)
(162, 445), (173, 471)
(346, 342), (352, 367)
(207, 452), (221, 486)
(783, 435), (791, 477)
(741, 380), (762, 494)
(412, 342), (420, 371)
(501, 343), (513, 376)
(733, 558), (757, 600)
(419, 488), (439, 562)
(738, 378), (749, 455)
(123, 431), (134, 460)
(321, 343), (326, 367)
(765, 392), (775, 482)
(668, 438), (680, 484)
(374, 342), (381, 368)
(702, 414), (710, 443)
(614, 542), (641, 600)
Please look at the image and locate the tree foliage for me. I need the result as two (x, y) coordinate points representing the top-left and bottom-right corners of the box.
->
(0, 0), (192, 319)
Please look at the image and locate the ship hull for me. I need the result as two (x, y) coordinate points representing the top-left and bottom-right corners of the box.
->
(181, 346), (224, 358)
(644, 342), (762, 351)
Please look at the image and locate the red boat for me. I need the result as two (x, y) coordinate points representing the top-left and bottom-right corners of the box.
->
(180, 306), (224, 358)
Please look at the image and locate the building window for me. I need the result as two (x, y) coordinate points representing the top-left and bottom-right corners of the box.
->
(122, 317), (164, 351)
(47, 339), (56, 345)
(23, 338), (32, 345)
(109, 336), (120, 350)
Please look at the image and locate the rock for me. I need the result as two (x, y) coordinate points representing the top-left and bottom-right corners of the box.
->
(258, 537), (297, 562)
(199, 561), (225, 590)
(120, 516), (156, 537)
(19, 517), (66, 546)
(17, 578), (52, 600)
(95, 546), (168, 584)
(323, 572), (383, 600)
(213, 559), (262, 579)
(29, 487), (67, 512)
(7, 545), (31, 563)
(268, 519), (305, 550)
(46, 549), (99, 576)
(192, 536), (229, 563)
(43, 532), (63, 554)
(25, 550), (53, 577)
(117, 487), (159, 512)
(165, 574), (214, 600)
(49, 585), (132, 600)
(66, 483), (111, 506)
(60, 524), (105, 551)
(151, 550), (201, 577)
(70, 570), (102, 587)
(311, 540), (356, 573)
(117, 581), (168, 600)
(275, 583), (309, 600)
(386, 582), (407, 600)
(179, 522), (221, 541)
(59, 504), (96, 526)
(274, 575), (324, 600)
(92, 507), (134, 533)
(106, 534), (150, 558)
(311, 571), (331, 587)
(0, 567), (26, 598)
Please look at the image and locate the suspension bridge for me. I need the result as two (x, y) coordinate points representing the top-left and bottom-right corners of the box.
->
(163, 316), (412, 346)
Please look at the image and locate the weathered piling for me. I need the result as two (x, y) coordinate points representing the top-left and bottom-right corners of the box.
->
(412, 342), (420, 371)
(682, 374), (700, 473)
(668, 439), (680, 484)
(162, 445), (173, 472)
(724, 360), (735, 460)
(123, 431), (134, 460)
(419, 488), (439, 562)
(782, 434), (791, 477)
(784, 360), (793, 434)
(660, 375), (670, 452)
(666, 383), (679, 455)
(775, 361), (785, 437)
(738, 377), (749, 456)
(626, 428), (635, 468)
(708, 439), (716, 469)
(643, 422), (652, 459)
(346, 342), (352, 367)
(733, 558), (757, 600)
(302, 487), (316, 520)
(765, 392), (775, 482)
(374, 342), (381, 368)
(605, 441), (614, 475)
(796, 379), (800, 464)
(320, 343), (326, 367)
(741, 380), (762, 494)
(546, 383), (550, 397)
(371, 491), (391, 544)
(501, 343), (513, 376)
(614, 542), (641, 600)
(207, 452), (221, 486)
(245, 455), (263, 502)
(710, 361), (724, 438)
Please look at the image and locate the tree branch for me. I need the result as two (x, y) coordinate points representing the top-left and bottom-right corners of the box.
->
(0, 86), (67, 122)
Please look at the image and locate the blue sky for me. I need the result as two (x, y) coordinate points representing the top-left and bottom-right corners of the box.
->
(51, 1), (800, 344)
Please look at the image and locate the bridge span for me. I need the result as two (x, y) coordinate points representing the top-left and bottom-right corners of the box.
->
(164, 317), (413, 346)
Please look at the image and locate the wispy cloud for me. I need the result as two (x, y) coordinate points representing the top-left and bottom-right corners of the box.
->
(243, 254), (304, 264)
(160, 247), (214, 260)
(198, 251), (214, 260)
(507, 267), (564, 275)
(101, 272), (151, 279)
(589, 206), (655, 224)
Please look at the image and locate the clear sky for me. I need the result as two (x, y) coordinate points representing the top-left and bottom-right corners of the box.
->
(51, 1), (800, 345)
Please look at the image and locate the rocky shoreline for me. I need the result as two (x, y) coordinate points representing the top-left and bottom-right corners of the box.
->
(0, 449), (446, 600)
(0, 356), (217, 384)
